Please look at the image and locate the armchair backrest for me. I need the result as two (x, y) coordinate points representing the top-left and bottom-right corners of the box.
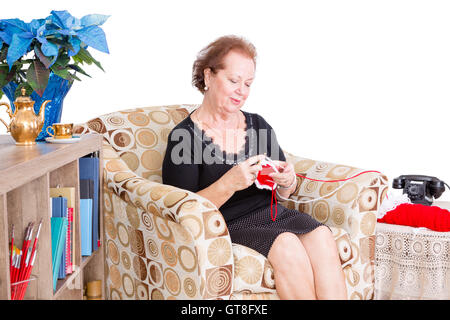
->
(74, 104), (198, 182)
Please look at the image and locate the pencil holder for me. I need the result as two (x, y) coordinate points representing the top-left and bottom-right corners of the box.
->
(10, 275), (37, 300)
(86, 280), (102, 300)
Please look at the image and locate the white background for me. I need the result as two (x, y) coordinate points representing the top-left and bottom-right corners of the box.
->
(2, 0), (450, 201)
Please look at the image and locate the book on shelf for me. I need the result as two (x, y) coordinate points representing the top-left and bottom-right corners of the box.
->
(80, 179), (94, 254)
(50, 187), (75, 274)
(51, 197), (68, 280)
(80, 198), (93, 257)
(79, 157), (100, 251)
(50, 217), (68, 292)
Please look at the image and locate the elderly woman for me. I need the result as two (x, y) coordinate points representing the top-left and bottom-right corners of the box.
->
(162, 35), (346, 300)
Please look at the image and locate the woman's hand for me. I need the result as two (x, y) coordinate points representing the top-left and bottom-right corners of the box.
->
(269, 161), (296, 189)
(221, 154), (265, 192)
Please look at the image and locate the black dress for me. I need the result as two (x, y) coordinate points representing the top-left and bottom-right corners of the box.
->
(162, 110), (324, 257)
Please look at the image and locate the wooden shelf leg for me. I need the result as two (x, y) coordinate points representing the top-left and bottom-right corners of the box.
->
(0, 194), (11, 299)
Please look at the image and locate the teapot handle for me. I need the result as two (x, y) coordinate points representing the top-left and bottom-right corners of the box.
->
(0, 102), (12, 132)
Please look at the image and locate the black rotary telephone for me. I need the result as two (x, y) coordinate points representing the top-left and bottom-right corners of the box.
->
(392, 175), (449, 206)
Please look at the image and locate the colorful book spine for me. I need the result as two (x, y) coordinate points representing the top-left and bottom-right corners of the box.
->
(50, 187), (75, 275)
(51, 217), (68, 291)
(79, 157), (100, 251)
(67, 207), (73, 274)
(80, 198), (93, 257)
(51, 197), (67, 280)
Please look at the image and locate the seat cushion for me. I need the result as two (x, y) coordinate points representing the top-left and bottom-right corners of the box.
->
(232, 226), (352, 296)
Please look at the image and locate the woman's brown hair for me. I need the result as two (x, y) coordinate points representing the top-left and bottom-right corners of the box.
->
(192, 35), (257, 94)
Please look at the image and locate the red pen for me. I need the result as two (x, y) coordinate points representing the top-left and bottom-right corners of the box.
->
(11, 247), (21, 299)
(9, 225), (14, 279)
(20, 223), (33, 274)
(17, 223), (34, 284)
(19, 219), (42, 300)
(17, 246), (32, 300)
(10, 248), (16, 296)
(13, 222), (33, 300)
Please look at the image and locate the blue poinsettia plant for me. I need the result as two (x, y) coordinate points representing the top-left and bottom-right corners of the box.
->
(0, 10), (109, 99)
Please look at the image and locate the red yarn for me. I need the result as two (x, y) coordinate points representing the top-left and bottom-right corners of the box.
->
(255, 164), (278, 221)
(271, 185), (278, 222)
(258, 168), (383, 222)
(295, 170), (382, 182)
(256, 164), (277, 189)
(377, 203), (450, 232)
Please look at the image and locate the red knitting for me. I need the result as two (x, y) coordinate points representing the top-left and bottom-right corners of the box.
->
(377, 203), (450, 232)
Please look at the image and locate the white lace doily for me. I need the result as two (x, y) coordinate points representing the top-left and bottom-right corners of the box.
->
(377, 190), (411, 219)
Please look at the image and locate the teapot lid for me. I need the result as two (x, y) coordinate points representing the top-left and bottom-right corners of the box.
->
(15, 88), (33, 104)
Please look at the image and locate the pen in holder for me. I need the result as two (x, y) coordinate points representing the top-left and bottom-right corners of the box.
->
(9, 220), (42, 300)
(10, 275), (37, 300)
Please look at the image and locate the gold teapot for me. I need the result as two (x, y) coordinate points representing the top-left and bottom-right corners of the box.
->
(0, 88), (51, 146)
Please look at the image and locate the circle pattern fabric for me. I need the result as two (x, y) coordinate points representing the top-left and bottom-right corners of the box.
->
(74, 104), (387, 300)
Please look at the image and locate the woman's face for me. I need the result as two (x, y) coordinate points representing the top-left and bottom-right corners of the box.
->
(204, 50), (255, 113)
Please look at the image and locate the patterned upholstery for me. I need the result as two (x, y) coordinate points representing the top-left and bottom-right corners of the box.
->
(74, 104), (388, 300)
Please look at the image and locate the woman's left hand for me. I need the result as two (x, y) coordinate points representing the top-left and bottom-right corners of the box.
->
(268, 161), (296, 188)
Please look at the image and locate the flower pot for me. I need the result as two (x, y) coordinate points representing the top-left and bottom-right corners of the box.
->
(2, 72), (73, 141)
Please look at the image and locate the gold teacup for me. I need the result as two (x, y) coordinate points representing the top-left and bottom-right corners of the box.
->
(46, 123), (73, 139)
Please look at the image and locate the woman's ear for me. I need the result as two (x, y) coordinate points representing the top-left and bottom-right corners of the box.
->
(203, 68), (212, 88)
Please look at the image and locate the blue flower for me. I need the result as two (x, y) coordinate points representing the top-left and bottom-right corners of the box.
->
(0, 19), (40, 69)
(0, 10), (109, 69)
(0, 18), (30, 44)
(45, 10), (110, 56)
(0, 10), (109, 98)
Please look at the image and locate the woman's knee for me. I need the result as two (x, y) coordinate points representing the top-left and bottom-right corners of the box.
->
(313, 225), (333, 236)
(268, 232), (311, 272)
(301, 226), (334, 244)
(300, 226), (339, 257)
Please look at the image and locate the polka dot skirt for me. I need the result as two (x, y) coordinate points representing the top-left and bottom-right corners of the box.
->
(227, 204), (325, 258)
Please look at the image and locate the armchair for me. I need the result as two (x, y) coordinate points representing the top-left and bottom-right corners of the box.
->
(74, 104), (388, 300)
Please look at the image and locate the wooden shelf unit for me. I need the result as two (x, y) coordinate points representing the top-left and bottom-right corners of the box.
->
(0, 134), (105, 300)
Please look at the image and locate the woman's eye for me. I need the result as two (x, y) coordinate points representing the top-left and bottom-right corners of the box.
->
(230, 79), (237, 83)
(246, 83), (251, 87)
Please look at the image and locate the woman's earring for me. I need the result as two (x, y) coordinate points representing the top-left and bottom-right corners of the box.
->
(204, 85), (209, 91)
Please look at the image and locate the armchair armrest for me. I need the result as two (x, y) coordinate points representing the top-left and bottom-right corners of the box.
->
(282, 151), (389, 238)
(101, 141), (235, 299)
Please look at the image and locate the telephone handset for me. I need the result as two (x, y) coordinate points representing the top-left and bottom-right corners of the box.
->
(392, 175), (448, 205)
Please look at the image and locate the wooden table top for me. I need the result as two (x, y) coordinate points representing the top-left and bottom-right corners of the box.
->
(0, 134), (102, 194)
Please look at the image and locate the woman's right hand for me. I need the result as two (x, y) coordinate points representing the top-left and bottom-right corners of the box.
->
(221, 154), (265, 192)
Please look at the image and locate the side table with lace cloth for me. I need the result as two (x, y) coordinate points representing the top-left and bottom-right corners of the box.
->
(374, 201), (450, 299)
